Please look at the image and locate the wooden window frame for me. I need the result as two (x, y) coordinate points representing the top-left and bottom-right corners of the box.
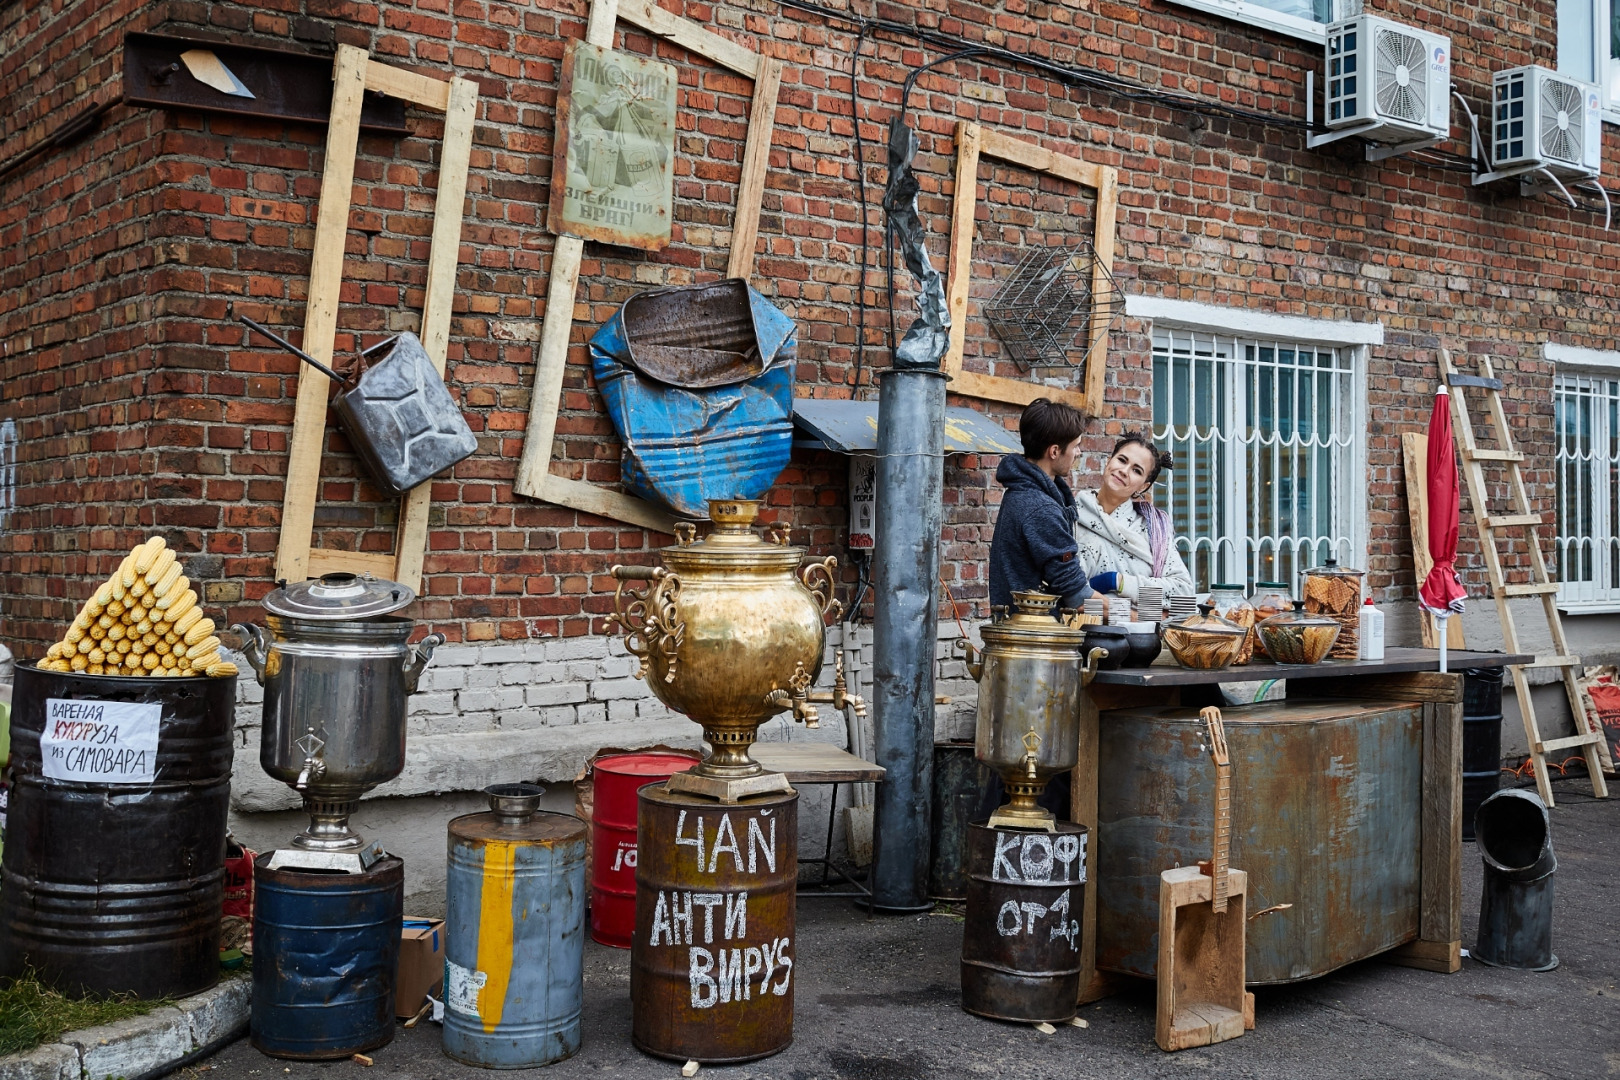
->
(943, 121), (1120, 415)
(513, 0), (783, 531)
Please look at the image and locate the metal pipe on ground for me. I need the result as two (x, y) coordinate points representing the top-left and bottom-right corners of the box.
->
(867, 368), (946, 913)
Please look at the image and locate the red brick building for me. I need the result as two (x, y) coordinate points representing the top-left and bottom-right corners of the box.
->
(4, 0), (1615, 896)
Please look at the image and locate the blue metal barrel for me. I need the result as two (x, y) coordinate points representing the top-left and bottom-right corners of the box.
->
(251, 855), (402, 1060)
(0, 665), (235, 999)
(443, 784), (587, 1069)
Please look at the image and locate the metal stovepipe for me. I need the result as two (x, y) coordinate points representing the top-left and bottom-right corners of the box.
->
(868, 368), (946, 912)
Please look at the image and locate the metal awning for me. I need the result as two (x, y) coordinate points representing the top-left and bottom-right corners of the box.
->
(791, 398), (1020, 455)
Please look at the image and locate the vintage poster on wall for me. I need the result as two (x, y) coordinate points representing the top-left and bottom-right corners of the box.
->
(549, 40), (677, 251)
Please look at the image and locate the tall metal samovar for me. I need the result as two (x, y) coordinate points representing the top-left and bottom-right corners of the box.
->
(958, 591), (1103, 831)
(605, 499), (858, 802)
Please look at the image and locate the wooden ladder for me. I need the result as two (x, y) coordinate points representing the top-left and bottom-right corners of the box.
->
(1441, 349), (1609, 806)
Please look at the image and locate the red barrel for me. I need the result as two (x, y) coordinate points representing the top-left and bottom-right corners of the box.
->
(591, 752), (699, 947)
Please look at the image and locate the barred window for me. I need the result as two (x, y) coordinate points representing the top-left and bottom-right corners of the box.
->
(1554, 372), (1620, 609)
(1151, 330), (1364, 593)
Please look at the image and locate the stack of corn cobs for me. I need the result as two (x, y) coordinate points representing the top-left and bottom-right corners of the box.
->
(39, 538), (238, 678)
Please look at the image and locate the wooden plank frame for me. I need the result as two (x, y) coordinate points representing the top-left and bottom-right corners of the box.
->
(274, 45), (479, 592)
(944, 122), (1120, 414)
(513, 0), (783, 531)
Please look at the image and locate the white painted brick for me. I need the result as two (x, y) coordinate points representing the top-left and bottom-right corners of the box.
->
(591, 678), (648, 701)
(527, 682), (589, 707)
(521, 641), (550, 662)
(607, 699), (638, 722)
(433, 645), (481, 666)
(419, 667), (465, 692)
(577, 703), (607, 724)
(565, 660), (600, 682)
(456, 711), (498, 731)
(598, 655), (636, 679)
(236, 678), (264, 704)
(463, 665), (504, 690)
(543, 705), (579, 726)
(637, 700), (678, 720)
(498, 664), (535, 685)
(410, 692), (457, 717)
(480, 644), (526, 665)
(499, 709), (543, 730)
(459, 688), (525, 713)
(548, 636), (608, 662)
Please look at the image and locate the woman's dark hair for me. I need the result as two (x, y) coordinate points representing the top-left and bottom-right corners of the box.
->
(1020, 398), (1087, 459)
(1111, 431), (1174, 487)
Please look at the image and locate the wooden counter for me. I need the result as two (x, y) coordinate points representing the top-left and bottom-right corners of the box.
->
(1070, 648), (1531, 1002)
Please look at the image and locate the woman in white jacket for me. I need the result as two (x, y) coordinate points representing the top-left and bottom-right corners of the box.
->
(1073, 432), (1196, 602)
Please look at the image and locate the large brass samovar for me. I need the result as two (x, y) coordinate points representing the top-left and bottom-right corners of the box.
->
(958, 592), (1103, 831)
(607, 499), (858, 802)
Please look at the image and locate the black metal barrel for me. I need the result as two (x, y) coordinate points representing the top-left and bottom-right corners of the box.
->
(1461, 668), (1504, 842)
(0, 665), (235, 998)
(632, 784), (797, 1064)
(961, 821), (1086, 1024)
(929, 741), (994, 901)
(1473, 789), (1557, 971)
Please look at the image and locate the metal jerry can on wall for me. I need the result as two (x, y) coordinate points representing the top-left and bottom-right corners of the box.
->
(443, 784), (588, 1069)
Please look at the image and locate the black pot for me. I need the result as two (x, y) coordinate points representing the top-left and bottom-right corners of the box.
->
(1123, 626), (1162, 668)
(1083, 626), (1129, 670)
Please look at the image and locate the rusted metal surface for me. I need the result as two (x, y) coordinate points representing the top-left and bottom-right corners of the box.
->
(444, 785), (588, 1068)
(929, 742), (994, 900)
(632, 785), (797, 1064)
(592, 753), (701, 948)
(591, 282), (796, 518)
(251, 855), (403, 1060)
(0, 665), (234, 999)
(123, 32), (409, 134)
(1097, 700), (1422, 984)
(961, 822), (1086, 1023)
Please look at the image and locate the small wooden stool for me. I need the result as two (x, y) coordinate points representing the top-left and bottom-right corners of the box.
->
(1156, 707), (1255, 1052)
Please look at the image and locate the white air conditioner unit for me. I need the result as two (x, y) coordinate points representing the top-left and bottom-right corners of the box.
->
(1325, 14), (1451, 142)
(1491, 65), (1602, 179)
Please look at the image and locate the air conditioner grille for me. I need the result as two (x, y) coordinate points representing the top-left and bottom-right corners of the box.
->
(1539, 77), (1585, 164)
(1373, 27), (1428, 123)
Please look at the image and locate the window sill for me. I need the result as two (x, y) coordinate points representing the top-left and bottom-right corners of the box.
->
(1556, 601), (1620, 616)
(1164, 0), (1327, 45)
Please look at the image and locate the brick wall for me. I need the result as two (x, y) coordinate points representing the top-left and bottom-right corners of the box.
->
(2, 0), (1612, 666)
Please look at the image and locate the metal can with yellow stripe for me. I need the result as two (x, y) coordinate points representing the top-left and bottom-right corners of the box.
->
(443, 783), (587, 1068)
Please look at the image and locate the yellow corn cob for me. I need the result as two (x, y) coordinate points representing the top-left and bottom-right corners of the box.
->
(166, 593), (199, 625)
(141, 653), (160, 671)
(107, 598), (126, 618)
(188, 650), (221, 671)
(89, 648), (105, 665)
(154, 578), (192, 610)
(70, 654), (88, 671)
(76, 637), (94, 655)
(186, 635), (220, 657)
(118, 554), (138, 590)
(173, 607), (203, 635)
(88, 664), (105, 676)
(129, 577), (149, 599)
(206, 662), (239, 677)
(144, 549), (177, 587)
(133, 538), (165, 575)
(183, 619), (217, 647)
(64, 627), (84, 645)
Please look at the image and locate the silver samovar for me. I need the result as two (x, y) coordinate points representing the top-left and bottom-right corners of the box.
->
(234, 574), (443, 872)
(958, 592), (1104, 831)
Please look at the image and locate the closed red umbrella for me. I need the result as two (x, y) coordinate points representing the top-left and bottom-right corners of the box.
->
(1419, 384), (1467, 671)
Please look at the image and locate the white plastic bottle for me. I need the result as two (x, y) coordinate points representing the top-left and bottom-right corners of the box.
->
(1359, 598), (1385, 660)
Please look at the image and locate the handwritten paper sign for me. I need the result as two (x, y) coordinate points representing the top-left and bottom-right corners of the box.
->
(40, 698), (160, 784)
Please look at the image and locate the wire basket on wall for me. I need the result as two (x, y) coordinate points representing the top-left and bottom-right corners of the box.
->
(983, 241), (1122, 371)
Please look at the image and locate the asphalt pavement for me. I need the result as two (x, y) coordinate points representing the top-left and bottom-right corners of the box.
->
(194, 775), (1618, 1080)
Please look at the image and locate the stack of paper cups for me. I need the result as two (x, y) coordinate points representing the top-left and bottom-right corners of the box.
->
(1106, 597), (1132, 625)
(1137, 585), (1165, 622)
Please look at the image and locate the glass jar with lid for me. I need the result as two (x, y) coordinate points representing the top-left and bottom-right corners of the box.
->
(1255, 600), (1342, 665)
(1250, 582), (1291, 658)
(1161, 603), (1249, 670)
(1303, 558), (1366, 659)
(1206, 583), (1256, 664)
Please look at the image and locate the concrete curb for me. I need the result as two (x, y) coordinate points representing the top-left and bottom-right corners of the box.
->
(0, 976), (249, 1080)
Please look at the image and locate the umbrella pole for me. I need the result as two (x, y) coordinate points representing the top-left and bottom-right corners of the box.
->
(1436, 613), (1449, 673)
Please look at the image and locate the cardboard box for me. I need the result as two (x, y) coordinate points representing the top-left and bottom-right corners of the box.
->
(396, 917), (445, 1019)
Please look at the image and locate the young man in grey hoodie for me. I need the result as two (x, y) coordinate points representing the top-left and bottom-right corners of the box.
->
(987, 398), (1092, 612)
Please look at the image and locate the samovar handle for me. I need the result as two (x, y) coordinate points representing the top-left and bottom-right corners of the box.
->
(230, 623), (270, 686)
(798, 556), (845, 625)
(954, 638), (982, 682)
(607, 565), (684, 684)
(403, 633), (446, 694)
(1080, 646), (1106, 687)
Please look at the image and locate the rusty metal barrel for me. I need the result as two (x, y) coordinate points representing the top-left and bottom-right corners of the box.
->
(0, 665), (235, 998)
(443, 784), (588, 1069)
(631, 784), (797, 1064)
(251, 855), (403, 1060)
(961, 821), (1086, 1023)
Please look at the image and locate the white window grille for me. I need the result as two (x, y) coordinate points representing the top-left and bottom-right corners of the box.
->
(1554, 372), (1620, 609)
(1164, 0), (1356, 45)
(1150, 329), (1364, 593)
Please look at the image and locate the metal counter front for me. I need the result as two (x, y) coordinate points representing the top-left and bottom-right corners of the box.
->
(1069, 648), (1532, 1002)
